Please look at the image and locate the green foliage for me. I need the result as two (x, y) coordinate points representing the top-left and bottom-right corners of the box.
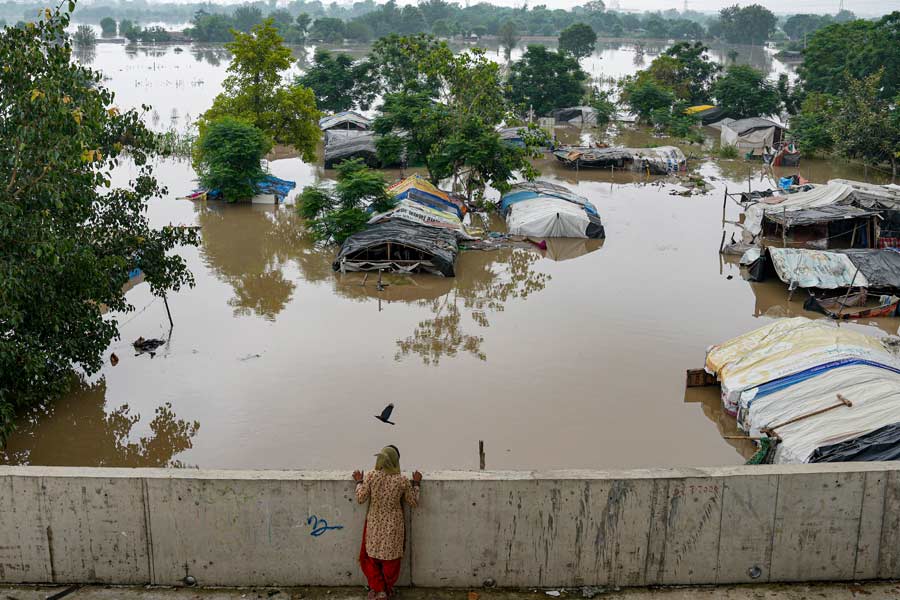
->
(309, 16), (345, 41)
(507, 45), (588, 116)
(558, 22), (596, 60)
(798, 13), (899, 99)
(118, 18), (135, 37)
(660, 41), (720, 104)
(233, 5), (263, 32)
(200, 20), (320, 162)
(297, 49), (358, 113)
(790, 92), (836, 154)
(829, 71), (900, 176)
(73, 23), (96, 46)
(0, 3), (199, 438)
(783, 13), (833, 40)
(716, 4), (776, 44)
(587, 86), (616, 126)
(187, 10), (235, 42)
(712, 64), (781, 119)
(309, 207), (369, 244)
(621, 78), (675, 120)
(649, 105), (701, 142)
(196, 117), (271, 202)
(99, 16), (116, 36)
(498, 19), (519, 60)
(717, 144), (739, 158)
(334, 158), (391, 210)
(297, 186), (333, 220)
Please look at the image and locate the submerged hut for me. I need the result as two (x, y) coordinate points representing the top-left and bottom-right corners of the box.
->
(500, 181), (605, 239)
(717, 117), (786, 156)
(553, 145), (686, 174)
(319, 111), (371, 133)
(551, 106), (598, 127)
(333, 220), (459, 277)
(324, 131), (379, 169)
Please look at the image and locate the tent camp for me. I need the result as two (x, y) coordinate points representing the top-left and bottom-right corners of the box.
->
(719, 117), (786, 155)
(501, 181), (598, 215)
(552, 146), (686, 174)
(324, 131), (379, 168)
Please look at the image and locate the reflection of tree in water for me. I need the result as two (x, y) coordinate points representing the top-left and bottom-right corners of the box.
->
(190, 46), (229, 66)
(74, 44), (96, 65)
(0, 377), (199, 467)
(395, 248), (550, 365)
(196, 204), (306, 320)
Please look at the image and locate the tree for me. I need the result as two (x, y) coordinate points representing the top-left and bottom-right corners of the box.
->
(783, 14), (832, 41)
(790, 92), (836, 155)
(0, 4), (198, 437)
(188, 11), (235, 42)
(558, 22), (596, 60)
(661, 41), (720, 104)
(717, 4), (775, 44)
(621, 78), (674, 120)
(507, 45), (588, 116)
(297, 48), (357, 112)
(309, 16), (345, 41)
(201, 20), (320, 162)
(73, 24), (96, 46)
(498, 20), (519, 60)
(196, 117), (271, 202)
(829, 72), (900, 178)
(99, 16), (116, 37)
(798, 13), (900, 99)
(712, 65), (781, 119)
(118, 18), (135, 38)
(296, 13), (312, 33)
(232, 5), (263, 32)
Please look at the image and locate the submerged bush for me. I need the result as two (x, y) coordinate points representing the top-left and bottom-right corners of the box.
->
(195, 117), (271, 202)
(717, 144), (739, 159)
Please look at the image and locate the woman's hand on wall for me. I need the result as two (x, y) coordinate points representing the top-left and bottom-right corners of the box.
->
(352, 470), (364, 482)
(412, 470), (423, 482)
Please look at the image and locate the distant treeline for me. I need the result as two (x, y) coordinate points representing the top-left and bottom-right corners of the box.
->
(0, 0), (871, 46)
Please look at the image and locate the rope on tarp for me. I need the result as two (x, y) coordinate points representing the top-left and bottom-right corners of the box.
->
(746, 436), (779, 465)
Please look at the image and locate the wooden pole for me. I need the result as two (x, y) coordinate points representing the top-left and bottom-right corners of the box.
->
(163, 294), (174, 329)
(837, 266), (861, 315)
(762, 394), (853, 436)
(478, 440), (485, 471)
(719, 230), (727, 254)
(722, 189), (727, 225)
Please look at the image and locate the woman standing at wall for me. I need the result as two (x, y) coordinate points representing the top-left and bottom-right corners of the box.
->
(353, 446), (422, 599)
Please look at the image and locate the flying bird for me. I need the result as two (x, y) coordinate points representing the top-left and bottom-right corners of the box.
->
(375, 403), (395, 425)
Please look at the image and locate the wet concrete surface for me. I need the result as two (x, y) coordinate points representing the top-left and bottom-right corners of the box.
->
(1, 43), (896, 471)
(3, 583), (900, 600)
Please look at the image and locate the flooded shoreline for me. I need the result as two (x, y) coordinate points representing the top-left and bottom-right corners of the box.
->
(1, 41), (895, 471)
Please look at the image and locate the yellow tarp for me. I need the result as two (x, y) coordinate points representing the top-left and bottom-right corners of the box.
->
(387, 174), (450, 202)
(684, 105), (716, 115)
(705, 317), (899, 410)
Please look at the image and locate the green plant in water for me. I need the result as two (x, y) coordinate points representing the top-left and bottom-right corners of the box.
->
(195, 117), (271, 202)
(717, 144), (739, 159)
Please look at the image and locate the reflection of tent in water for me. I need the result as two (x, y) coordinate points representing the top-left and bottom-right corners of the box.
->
(703, 318), (900, 464)
(541, 238), (604, 261)
(333, 220), (459, 277)
(553, 145), (686, 174)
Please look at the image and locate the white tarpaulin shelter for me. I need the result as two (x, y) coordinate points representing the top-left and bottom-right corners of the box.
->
(507, 198), (592, 238)
(744, 182), (854, 238)
(720, 117), (785, 153)
(705, 317), (900, 412)
(766, 247), (870, 289)
(737, 364), (900, 464)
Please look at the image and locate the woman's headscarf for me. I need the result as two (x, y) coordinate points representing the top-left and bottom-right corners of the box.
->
(374, 445), (400, 474)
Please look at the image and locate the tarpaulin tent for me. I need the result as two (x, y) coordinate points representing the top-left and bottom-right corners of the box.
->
(705, 317), (900, 413)
(333, 220), (459, 277)
(720, 117), (785, 154)
(736, 364), (900, 464)
(551, 106), (598, 127)
(685, 105), (724, 125)
(387, 175), (466, 218)
(319, 111), (371, 131)
(506, 198), (605, 239)
(744, 182), (855, 238)
(501, 181), (598, 215)
(810, 422), (900, 462)
(838, 249), (900, 289)
(324, 131), (379, 168)
(764, 247), (869, 289)
(368, 199), (469, 237)
(552, 146), (685, 174)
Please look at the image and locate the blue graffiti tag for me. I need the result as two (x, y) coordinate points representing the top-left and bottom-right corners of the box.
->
(307, 515), (344, 537)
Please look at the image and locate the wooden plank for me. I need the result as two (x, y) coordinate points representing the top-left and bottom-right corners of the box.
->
(686, 369), (717, 388)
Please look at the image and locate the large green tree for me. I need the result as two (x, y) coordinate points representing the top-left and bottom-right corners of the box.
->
(0, 4), (198, 437)
(798, 13), (900, 99)
(558, 22), (597, 60)
(297, 48), (358, 113)
(200, 20), (320, 162)
(507, 45), (588, 116)
(196, 117), (271, 202)
(713, 65), (781, 119)
(716, 4), (776, 44)
(99, 16), (116, 36)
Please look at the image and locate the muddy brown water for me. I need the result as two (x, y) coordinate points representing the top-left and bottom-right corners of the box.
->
(2, 43), (896, 470)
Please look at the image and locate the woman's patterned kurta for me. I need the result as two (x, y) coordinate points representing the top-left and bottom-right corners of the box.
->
(356, 470), (419, 560)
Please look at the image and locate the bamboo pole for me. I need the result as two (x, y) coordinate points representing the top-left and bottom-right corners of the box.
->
(762, 394), (853, 436)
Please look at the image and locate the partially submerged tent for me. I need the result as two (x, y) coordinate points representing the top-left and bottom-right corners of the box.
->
(324, 131), (379, 169)
(761, 205), (880, 250)
(551, 106), (598, 127)
(552, 146), (686, 174)
(507, 198), (605, 239)
(387, 175), (466, 219)
(501, 181), (598, 215)
(720, 117), (786, 154)
(745, 247), (900, 292)
(810, 421), (900, 462)
(319, 111), (371, 131)
(684, 105), (724, 125)
(333, 220), (459, 277)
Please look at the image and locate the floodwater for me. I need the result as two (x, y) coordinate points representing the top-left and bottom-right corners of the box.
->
(2, 42), (896, 470)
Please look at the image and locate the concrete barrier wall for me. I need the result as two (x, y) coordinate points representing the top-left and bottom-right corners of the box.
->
(1, 464), (899, 587)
